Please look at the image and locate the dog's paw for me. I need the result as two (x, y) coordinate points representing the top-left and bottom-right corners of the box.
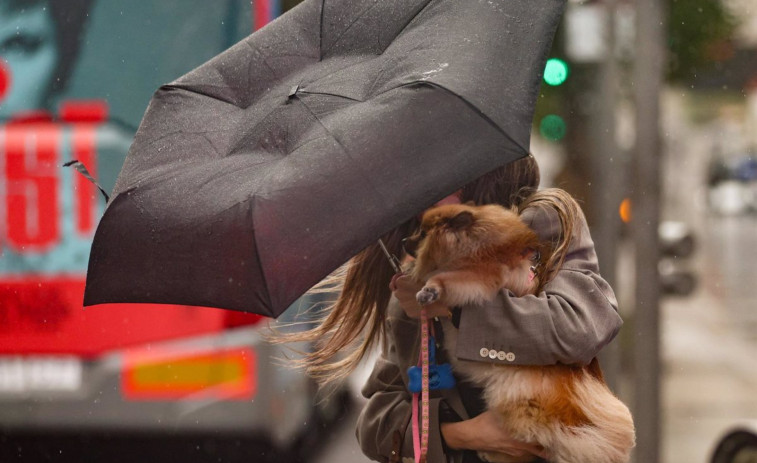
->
(416, 286), (440, 305)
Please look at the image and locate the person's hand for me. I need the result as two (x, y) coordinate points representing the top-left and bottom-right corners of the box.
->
(390, 273), (451, 319)
(440, 411), (547, 459)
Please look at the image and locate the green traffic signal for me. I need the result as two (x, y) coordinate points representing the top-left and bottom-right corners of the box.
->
(539, 114), (566, 141)
(543, 58), (569, 86)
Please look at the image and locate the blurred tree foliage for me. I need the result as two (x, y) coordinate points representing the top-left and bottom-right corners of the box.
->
(667, 0), (737, 82)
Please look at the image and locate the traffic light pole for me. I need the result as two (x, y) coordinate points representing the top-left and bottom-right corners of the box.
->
(632, 0), (666, 461)
(591, 0), (622, 394)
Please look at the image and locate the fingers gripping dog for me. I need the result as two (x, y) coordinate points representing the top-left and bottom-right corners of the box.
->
(406, 203), (635, 463)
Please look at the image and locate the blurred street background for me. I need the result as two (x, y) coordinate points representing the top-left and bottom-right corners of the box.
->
(2, 0), (757, 462)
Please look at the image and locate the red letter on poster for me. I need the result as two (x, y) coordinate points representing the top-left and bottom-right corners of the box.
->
(72, 126), (97, 235)
(4, 125), (61, 250)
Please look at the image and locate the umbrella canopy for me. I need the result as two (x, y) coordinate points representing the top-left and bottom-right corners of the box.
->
(84, 0), (566, 318)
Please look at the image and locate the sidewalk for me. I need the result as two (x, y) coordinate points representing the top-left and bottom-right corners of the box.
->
(662, 284), (757, 463)
(658, 95), (757, 462)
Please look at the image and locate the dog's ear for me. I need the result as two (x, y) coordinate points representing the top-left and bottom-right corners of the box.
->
(447, 210), (474, 230)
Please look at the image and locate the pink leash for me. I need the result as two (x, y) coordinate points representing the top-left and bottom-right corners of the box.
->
(412, 308), (430, 463)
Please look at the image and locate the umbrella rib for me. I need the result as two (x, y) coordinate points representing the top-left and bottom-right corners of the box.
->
(288, 133), (336, 155)
(320, 0), (380, 58)
(295, 98), (353, 161)
(380, 0), (434, 53)
(296, 81), (527, 201)
(297, 84), (526, 155)
(319, 0), (433, 59)
(295, 98), (397, 211)
(365, 54), (403, 97)
(393, 81), (530, 155)
(248, 196), (274, 316)
(140, 129), (225, 159)
(164, 83), (246, 108)
(244, 41), (280, 83)
(318, 0), (325, 61)
(296, 90), (361, 102)
(300, 55), (377, 92)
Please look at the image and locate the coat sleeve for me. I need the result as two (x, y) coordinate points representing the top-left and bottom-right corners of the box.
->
(356, 311), (451, 463)
(454, 204), (623, 366)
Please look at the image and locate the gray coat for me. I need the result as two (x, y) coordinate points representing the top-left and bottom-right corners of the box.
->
(355, 204), (623, 463)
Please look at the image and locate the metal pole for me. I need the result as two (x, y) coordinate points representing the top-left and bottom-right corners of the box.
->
(632, 0), (665, 461)
(592, 0), (622, 393)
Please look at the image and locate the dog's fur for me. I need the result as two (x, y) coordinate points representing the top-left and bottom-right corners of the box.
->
(406, 203), (635, 463)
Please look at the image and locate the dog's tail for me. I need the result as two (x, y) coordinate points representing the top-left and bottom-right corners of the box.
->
(547, 373), (636, 463)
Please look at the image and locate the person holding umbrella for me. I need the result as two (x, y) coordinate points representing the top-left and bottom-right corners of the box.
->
(63, 0), (622, 458)
(76, 0), (619, 458)
(280, 154), (623, 462)
(67, 1), (615, 459)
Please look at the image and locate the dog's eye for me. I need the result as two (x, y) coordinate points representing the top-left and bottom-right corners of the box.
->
(401, 231), (426, 258)
(402, 237), (417, 258)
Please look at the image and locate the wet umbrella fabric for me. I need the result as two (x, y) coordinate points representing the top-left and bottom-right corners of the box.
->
(84, 0), (566, 318)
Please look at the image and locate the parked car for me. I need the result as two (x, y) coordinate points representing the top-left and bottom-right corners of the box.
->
(707, 151), (757, 215)
(710, 421), (757, 463)
(658, 221), (698, 297)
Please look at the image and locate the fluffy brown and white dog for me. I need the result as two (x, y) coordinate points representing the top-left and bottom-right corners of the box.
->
(405, 202), (635, 463)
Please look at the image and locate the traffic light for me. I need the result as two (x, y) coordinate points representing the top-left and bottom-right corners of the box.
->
(539, 114), (567, 141)
(543, 58), (570, 86)
(537, 57), (570, 142)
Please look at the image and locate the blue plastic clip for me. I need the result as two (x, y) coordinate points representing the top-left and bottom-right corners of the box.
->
(407, 336), (456, 393)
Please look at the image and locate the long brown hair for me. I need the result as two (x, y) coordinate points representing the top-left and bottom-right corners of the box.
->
(518, 188), (582, 288)
(274, 154), (579, 385)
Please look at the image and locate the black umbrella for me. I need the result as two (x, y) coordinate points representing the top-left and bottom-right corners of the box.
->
(84, 0), (566, 318)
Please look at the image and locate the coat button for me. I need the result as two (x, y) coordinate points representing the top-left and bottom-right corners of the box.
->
(505, 352), (516, 362)
(497, 351), (507, 361)
(488, 349), (497, 359)
(479, 348), (489, 358)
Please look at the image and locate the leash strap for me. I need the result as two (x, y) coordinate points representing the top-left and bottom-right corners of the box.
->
(412, 308), (430, 463)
